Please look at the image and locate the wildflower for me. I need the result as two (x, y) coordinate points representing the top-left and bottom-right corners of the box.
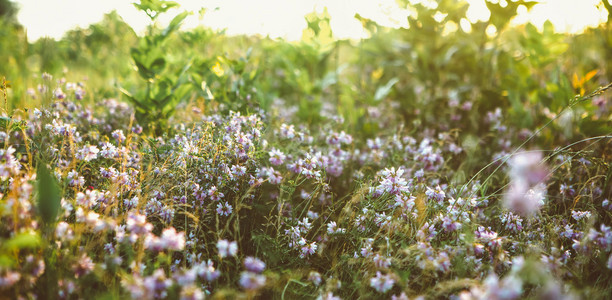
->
(434, 251), (451, 273)
(500, 212), (523, 234)
(425, 185), (445, 203)
(73, 254), (95, 278)
(373, 253), (392, 268)
(217, 239), (238, 258)
(126, 211), (153, 236)
(99, 142), (118, 159)
(74, 87), (85, 100)
(244, 256), (266, 273)
(370, 271), (395, 293)
(197, 259), (220, 281)
(180, 285), (205, 300)
(76, 145), (99, 161)
(67, 170), (85, 187)
(0, 147), (21, 181)
(143, 269), (172, 299)
(481, 273), (523, 300)
(53, 87), (66, 99)
(327, 221), (346, 234)
(0, 271), (21, 288)
(559, 183), (575, 197)
(269, 148), (286, 166)
(378, 167), (410, 195)
(279, 123), (296, 139)
(504, 151), (549, 216)
(55, 221), (74, 241)
(441, 216), (462, 233)
(308, 271), (322, 285)
(112, 129), (126, 143)
(239, 271), (266, 290)
(571, 210), (591, 221)
(216, 201), (233, 216)
(603, 199), (612, 211)
(207, 186), (224, 201)
(300, 240), (318, 257)
(231, 164), (247, 177)
(258, 167), (283, 184)
(159, 227), (185, 250)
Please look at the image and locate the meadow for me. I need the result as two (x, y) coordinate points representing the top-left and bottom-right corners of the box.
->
(0, 0), (611, 299)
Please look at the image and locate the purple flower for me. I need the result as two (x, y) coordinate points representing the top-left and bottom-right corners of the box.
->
(73, 254), (95, 278)
(269, 148), (286, 166)
(180, 284), (205, 300)
(239, 271), (266, 290)
(244, 256), (266, 273)
(159, 227), (185, 250)
(216, 201), (233, 216)
(370, 271), (395, 293)
(308, 271), (322, 285)
(217, 239), (238, 258)
(197, 260), (220, 281)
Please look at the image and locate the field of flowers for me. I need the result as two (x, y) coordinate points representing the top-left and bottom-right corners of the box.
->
(1, 0), (612, 299)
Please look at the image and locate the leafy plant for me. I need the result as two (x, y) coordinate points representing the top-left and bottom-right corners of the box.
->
(120, 0), (192, 131)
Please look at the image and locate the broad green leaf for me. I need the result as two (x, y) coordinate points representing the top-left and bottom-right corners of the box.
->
(149, 57), (166, 74)
(37, 163), (61, 225)
(2, 232), (41, 251)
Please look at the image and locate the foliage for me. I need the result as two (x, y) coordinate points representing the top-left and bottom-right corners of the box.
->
(0, 0), (611, 299)
(120, 0), (192, 131)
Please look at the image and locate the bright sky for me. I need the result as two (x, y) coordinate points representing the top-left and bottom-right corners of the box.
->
(14, 0), (609, 41)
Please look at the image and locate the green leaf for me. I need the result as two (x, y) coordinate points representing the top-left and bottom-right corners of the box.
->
(149, 57), (166, 74)
(37, 162), (62, 225)
(0, 116), (28, 131)
(0, 255), (13, 267)
(162, 11), (190, 38)
(119, 87), (148, 111)
(374, 77), (399, 101)
(2, 232), (41, 251)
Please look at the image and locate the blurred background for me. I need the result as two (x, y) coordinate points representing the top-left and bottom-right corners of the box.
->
(1, 0), (611, 145)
